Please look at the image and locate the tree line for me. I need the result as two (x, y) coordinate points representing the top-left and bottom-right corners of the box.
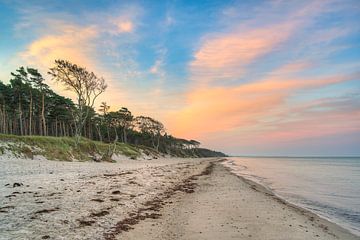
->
(0, 60), (215, 156)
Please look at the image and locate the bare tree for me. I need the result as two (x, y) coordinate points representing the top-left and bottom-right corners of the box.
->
(48, 60), (107, 145)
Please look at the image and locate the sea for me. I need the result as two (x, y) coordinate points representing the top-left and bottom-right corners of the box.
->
(223, 157), (360, 236)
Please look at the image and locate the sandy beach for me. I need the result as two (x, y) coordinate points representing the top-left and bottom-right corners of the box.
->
(122, 161), (360, 240)
(1, 156), (359, 240)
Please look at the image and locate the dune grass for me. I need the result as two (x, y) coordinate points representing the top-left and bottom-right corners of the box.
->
(0, 134), (143, 161)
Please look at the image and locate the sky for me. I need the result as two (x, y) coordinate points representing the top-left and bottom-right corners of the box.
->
(0, 0), (359, 156)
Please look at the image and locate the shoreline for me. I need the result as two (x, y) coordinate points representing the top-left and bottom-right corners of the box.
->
(121, 159), (360, 240)
(221, 158), (360, 237)
(220, 160), (360, 239)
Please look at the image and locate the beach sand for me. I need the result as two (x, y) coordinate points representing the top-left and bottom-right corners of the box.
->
(0, 156), (359, 240)
(121, 161), (359, 240)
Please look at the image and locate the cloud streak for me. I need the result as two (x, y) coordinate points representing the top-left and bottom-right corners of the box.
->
(190, 22), (296, 85)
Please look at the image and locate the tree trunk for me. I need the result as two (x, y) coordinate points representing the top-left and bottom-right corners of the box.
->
(55, 118), (58, 137)
(62, 121), (66, 137)
(107, 127), (110, 142)
(123, 127), (127, 143)
(95, 124), (102, 142)
(38, 113), (43, 136)
(18, 96), (23, 136)
(29, 90), (32, 135)
(0, 106), (3, 133)
(156, 134), (160, 152)
(41, 93), (46, 136)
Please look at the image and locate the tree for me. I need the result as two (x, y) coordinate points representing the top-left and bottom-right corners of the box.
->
(117, 107), (133, 143)
(47, 92), (74, 137)
(0, 81), (11, 134)
(27, 67), (49, 136)
(10, 69), (27, 135)
(48, 60), (107, 145)
(134, 116), (165, 151)
(98, 102), (110, 141)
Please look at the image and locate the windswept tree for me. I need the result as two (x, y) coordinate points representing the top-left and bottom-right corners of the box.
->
(189, 139), (201, 149)
(117, 107), (133, 143)
(48, 60), (107, 145)
(135, 116), (165, 151)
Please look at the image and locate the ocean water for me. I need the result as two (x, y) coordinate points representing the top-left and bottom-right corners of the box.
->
(223, 157), (360, 236)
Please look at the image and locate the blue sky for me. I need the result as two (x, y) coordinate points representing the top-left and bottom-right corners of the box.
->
(0, 0), (359, 155)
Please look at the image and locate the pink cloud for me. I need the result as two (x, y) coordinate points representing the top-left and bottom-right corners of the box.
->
(167, 71), (358, 141)
(190, 22), (297, 85)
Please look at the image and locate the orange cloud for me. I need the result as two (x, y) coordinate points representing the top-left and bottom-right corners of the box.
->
(203, 106), (360, 153)
(167, 72), (357, 140)
(113, 20), (134, 34)
(20, 24), (99, 73)
(244, 107), (360, 146)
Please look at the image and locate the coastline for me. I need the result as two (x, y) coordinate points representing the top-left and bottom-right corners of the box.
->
(221, 161), (360, 239)
(222, 157), (360, 237)
(1, 156), (359, 239)
(121, 159), (360, 240)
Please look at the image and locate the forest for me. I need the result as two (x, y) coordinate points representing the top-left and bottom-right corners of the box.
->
(0, 60), (226, 158)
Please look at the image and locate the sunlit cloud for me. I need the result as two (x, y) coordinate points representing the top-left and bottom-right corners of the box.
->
(168, 72), (358, 138)
(115, 21), (134, 33)
(150, 59), (163, 75)
(20, 24), (98, 71)
(15, 5), (143, 110)
(190, 22), (296, 85)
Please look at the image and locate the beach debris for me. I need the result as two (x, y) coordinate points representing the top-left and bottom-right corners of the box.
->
(103, 162), (213, 240)
(0, 205), (15, 213)
(34, 207), (60, 215)
(90, 210), (110, 217)
(77, 219), (96, 227)
(12, 182), (23, 188)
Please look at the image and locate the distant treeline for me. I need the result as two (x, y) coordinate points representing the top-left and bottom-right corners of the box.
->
(0, 62), (226, 157)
